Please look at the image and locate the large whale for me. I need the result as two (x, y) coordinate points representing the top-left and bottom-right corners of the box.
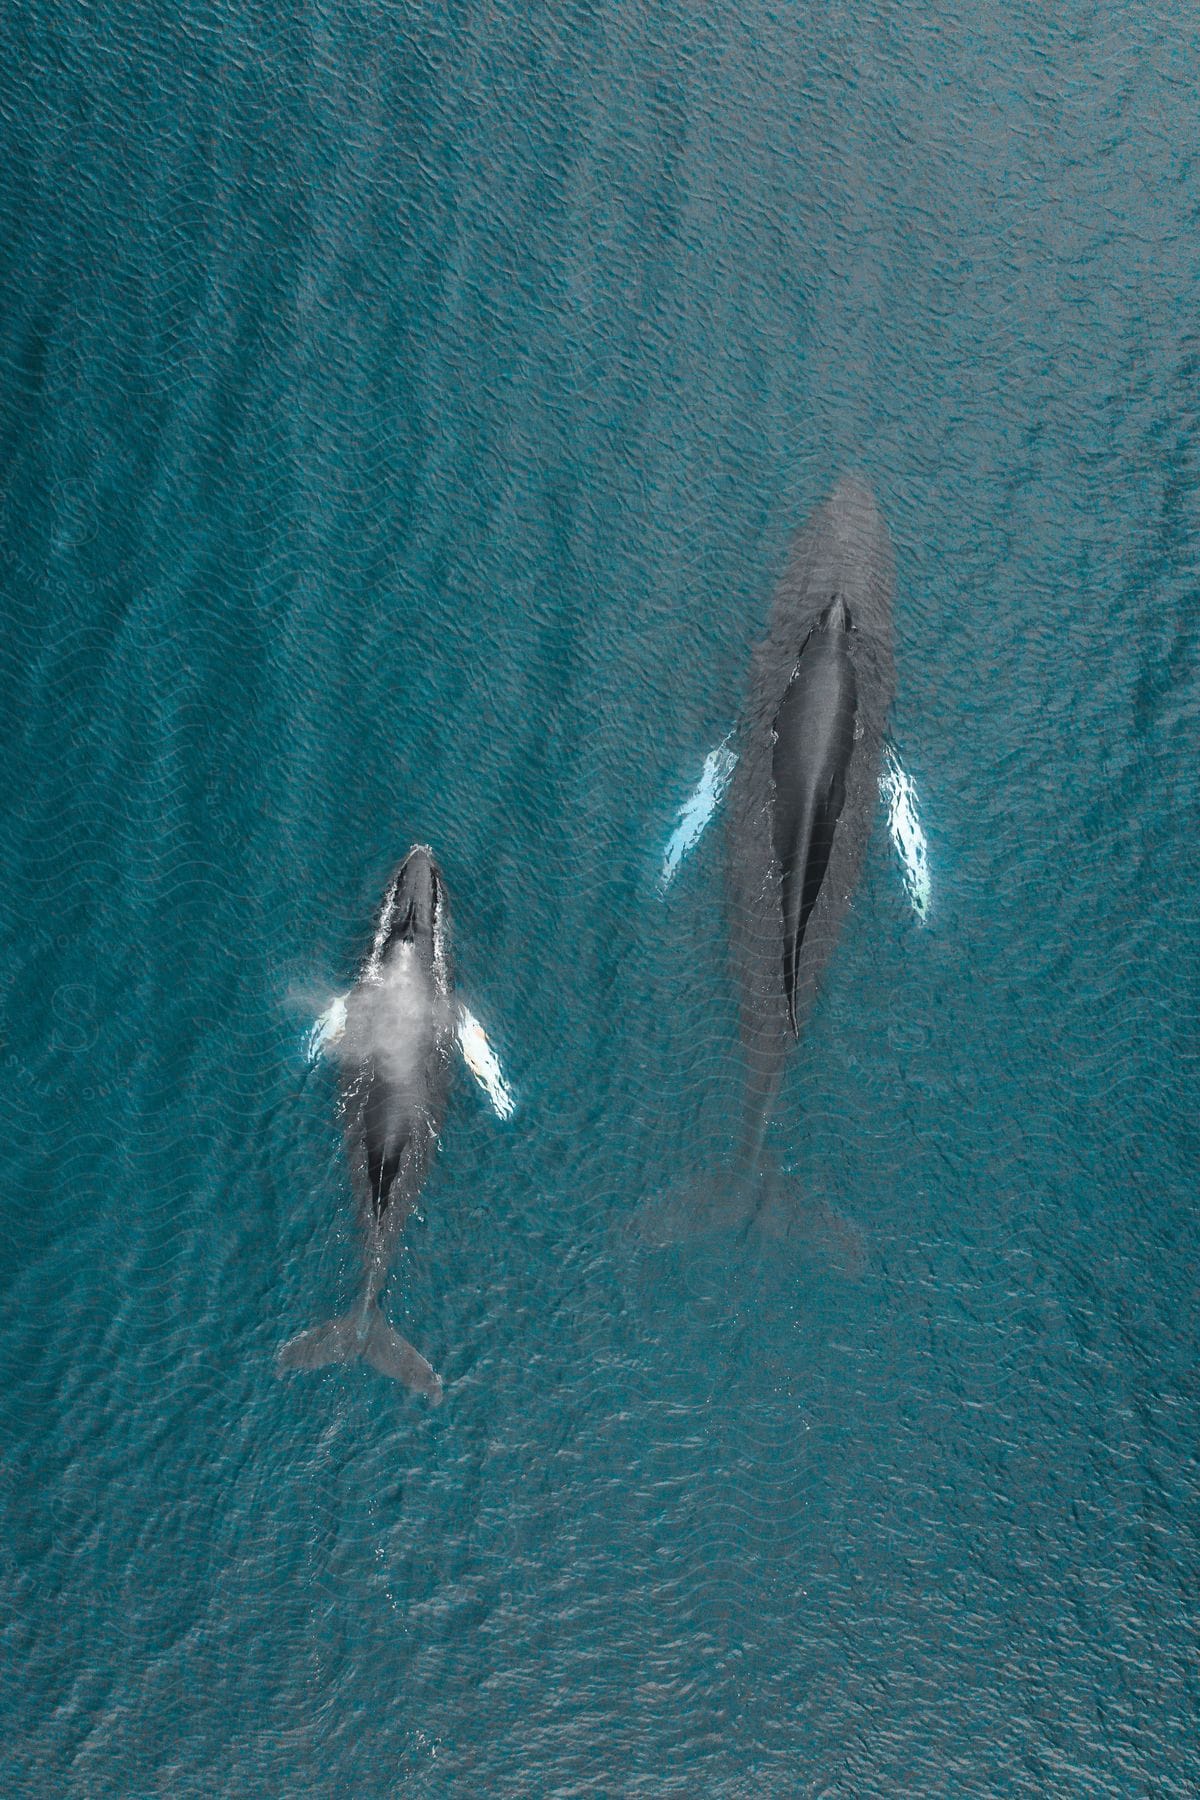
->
(725, 475), (896, 1169)
(278, 845), (454, 1402)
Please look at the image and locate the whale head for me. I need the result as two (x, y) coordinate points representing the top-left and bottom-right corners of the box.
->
(369, 844), (449, 988)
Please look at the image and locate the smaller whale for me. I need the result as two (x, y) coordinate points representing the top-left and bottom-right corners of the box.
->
(279, 846), (456, 1402)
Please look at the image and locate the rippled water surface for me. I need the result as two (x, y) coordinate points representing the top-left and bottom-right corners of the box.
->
(2, 4), (1197, 1794)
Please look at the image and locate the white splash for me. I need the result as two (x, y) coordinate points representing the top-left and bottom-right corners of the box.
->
(658, 735), (739, 891)
(456, 1002), (516, 1120)
(880, 742), (931, 922)
(308, 987), (515, 1119)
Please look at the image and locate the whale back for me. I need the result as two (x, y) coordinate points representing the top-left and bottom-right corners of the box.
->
(771, 596), (859, 1032)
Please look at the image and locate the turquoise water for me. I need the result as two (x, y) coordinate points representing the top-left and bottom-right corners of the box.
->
(2, 4), (1197, 1794)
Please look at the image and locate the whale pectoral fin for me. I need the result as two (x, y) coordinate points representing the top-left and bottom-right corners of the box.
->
(456, 1000), (517, 1119)
(879, 740), (931, 922)
(658, 734), (739, 892)
(363, 1310), (443, 1402)
(307, 992), (349, 1063)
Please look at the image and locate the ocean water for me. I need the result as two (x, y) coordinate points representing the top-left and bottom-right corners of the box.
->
(1, 3), (1197, 1794)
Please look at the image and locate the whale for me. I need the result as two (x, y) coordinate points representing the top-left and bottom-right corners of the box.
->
(278, 845), (455, 1402)
(636, 477), (900, 1249)
(726, 475), (896, 1168)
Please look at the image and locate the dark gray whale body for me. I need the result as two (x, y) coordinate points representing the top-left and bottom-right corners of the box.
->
(278, 845), (453, 1402)
(727, 477), (895, 1168)
(773, 594), (859, 1035)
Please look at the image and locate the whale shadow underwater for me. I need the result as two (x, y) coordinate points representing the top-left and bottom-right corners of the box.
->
(636, 475), (896, 1253)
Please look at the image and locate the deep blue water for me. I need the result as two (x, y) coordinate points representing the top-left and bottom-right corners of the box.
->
(2, 3), (1198, 1794)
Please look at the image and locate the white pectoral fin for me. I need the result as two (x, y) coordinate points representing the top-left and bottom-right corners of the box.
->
(307, 991), (349, 1063)
(879, 740), (931, 922)
(456, 1001), (516, 1120)
(658, 733), (739, 892)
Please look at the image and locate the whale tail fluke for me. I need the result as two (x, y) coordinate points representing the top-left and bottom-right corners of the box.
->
(277, 1307), (444, 1403)
(626, 1166), (757, 1248)
(361, 1310), (444, 1401)
(276, 1315), (360, 1371)
(623, 1160), (867, 1276)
